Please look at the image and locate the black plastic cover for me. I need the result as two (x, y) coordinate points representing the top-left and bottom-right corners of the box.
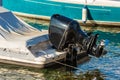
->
(49, 14), (86, 50)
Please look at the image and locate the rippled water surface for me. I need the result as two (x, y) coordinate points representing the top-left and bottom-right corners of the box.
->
(76, 31), (120, 80)
(0, 22), (120, 80)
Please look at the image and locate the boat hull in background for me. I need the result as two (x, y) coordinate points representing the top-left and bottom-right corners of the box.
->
(2, 0), (120, 26)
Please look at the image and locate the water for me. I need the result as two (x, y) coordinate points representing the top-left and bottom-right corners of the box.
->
(0, 22), (120, 80)
(76, 31), (120, 80)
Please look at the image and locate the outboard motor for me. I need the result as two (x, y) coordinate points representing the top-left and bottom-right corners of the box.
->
(49, 14), (107, 70)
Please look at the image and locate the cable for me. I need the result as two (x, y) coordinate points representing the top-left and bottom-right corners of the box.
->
(39, 50), (81, 71)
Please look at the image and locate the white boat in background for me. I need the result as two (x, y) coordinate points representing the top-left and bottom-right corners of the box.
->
(2, 0), (120, 26)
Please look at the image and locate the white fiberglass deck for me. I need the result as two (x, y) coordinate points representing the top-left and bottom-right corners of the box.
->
(0, 7), (65, 67)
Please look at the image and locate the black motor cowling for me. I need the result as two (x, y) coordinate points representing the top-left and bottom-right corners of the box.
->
(49, 14), (87, 51)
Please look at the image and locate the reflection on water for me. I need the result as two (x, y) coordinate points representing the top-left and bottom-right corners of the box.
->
(0, 63), (104, 80)
(0, 64), (44, 80)
(0, 22), (120, 80)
